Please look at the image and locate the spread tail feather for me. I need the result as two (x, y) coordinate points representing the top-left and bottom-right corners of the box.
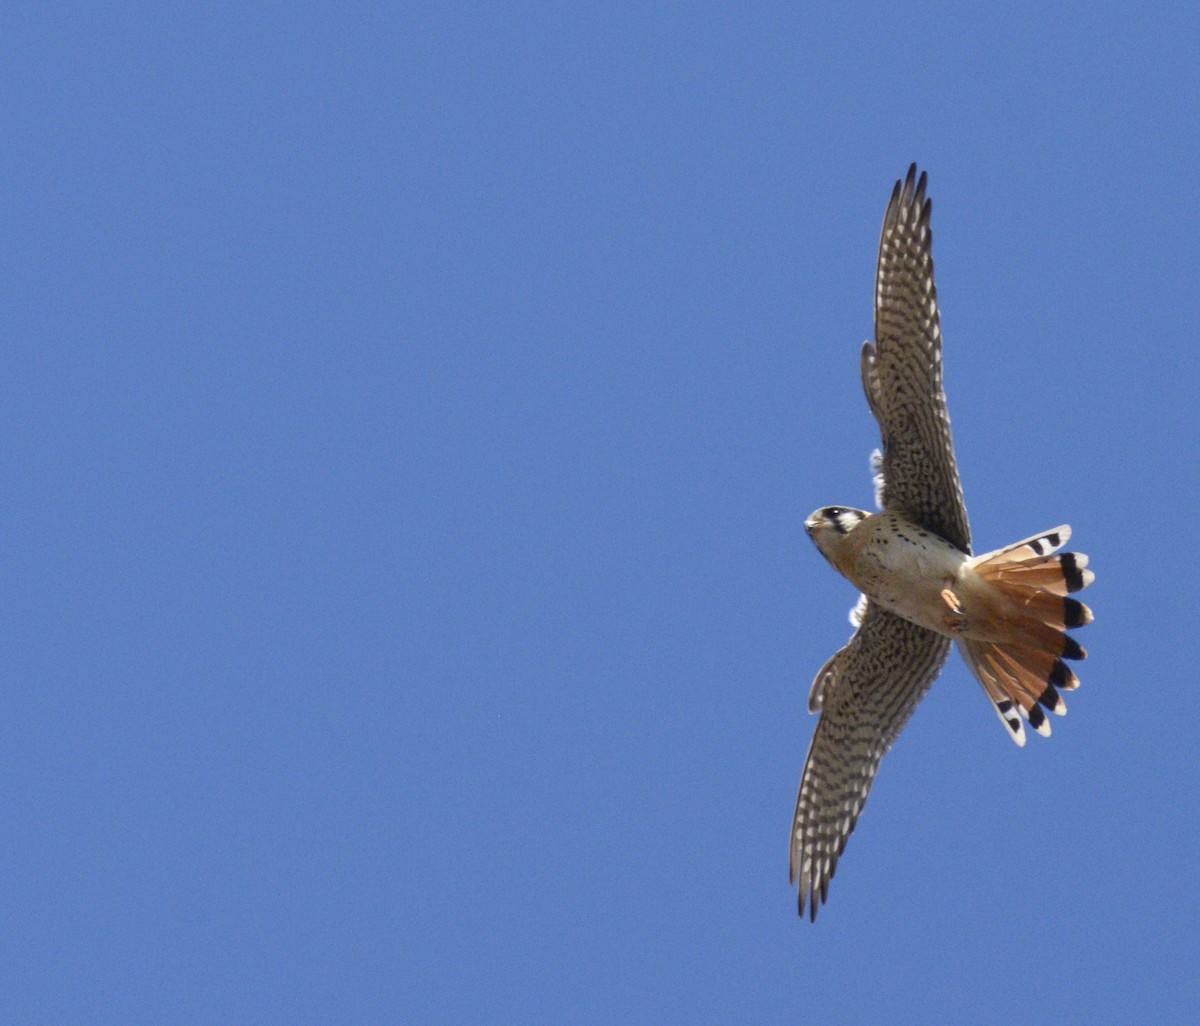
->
(971, 526), (1095, 595)
(959, 526), (1094, 744)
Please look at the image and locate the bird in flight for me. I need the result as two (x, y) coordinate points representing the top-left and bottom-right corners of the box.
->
(790, 165), (1095, 920)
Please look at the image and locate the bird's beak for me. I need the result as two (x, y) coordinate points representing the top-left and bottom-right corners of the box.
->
(804, 516), (821, 536)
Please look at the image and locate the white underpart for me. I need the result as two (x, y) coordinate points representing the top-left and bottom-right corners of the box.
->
(870, 449), (885, 510)
(835, 514), (970, 638)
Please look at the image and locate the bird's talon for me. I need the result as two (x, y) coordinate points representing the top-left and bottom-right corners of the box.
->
(940, 586), (967, 633)
(942, 613), (968, 634)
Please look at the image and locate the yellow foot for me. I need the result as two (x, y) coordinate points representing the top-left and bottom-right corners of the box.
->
(940, 586), (967, 634)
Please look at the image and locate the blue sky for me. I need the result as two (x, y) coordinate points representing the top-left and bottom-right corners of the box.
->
(2, 3), (1197, 1022)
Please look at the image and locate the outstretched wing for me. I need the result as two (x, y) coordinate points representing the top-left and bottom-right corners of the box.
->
(790, 602), (949, 920)
(860, 164), (971, 553)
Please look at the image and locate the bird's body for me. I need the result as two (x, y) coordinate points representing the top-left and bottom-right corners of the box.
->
(790, 166), (1094, 920)
(808, 509), (970, 637)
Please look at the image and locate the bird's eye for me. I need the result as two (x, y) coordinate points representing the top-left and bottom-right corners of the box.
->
(826, 507), (843, 517)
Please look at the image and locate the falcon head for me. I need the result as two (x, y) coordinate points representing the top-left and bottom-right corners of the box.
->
(805, 506), (869, 563)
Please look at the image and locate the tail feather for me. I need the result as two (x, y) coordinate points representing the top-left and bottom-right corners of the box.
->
(994, 582), (1093, 630)
(973, 527), (1094, 597)
(960, 526), (1094, 744)
(960, 640), (1062, 741)
(985, 553), (1095, 596)
(984, 646), (1052, 733)
(972, 526), (1071, 563)
(990, 614), (1087, 661)
(969, 653), (1027, 746)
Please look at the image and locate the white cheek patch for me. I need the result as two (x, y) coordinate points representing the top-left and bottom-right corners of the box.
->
(833, 510), (865, 534)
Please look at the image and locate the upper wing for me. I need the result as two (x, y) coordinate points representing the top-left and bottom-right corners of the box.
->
(790, 601), (950, 920)
(861, 164), (971, 553)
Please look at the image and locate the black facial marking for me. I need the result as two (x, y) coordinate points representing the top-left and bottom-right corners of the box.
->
(824, 507), (866, 535)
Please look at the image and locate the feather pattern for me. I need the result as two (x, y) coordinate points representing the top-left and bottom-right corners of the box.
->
(794, 165), (1094, 918)
(790, 602), (949, 920)
(958, 531), (1094, 743)
(862, 164), (971, 553)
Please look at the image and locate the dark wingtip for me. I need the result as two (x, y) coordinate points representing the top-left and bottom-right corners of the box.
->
(1061, 636), (1086, 661)
(799, 882), (822, 922)
(899, 164), (918, 207)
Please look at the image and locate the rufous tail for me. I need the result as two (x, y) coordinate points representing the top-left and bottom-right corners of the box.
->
(956, 526), (1094, 746)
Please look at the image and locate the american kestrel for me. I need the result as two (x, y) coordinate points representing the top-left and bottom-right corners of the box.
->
(791, 165), (1095, 920)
